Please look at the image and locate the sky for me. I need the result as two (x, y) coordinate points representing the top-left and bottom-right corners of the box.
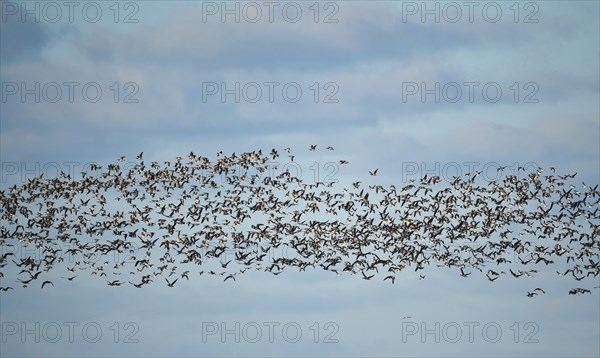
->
(1, 0), (599, 357)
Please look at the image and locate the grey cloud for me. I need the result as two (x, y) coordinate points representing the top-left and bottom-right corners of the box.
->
(0, 2), (50, 63)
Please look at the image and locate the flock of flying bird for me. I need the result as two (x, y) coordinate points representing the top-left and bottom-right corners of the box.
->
(0, 146), (599, 296)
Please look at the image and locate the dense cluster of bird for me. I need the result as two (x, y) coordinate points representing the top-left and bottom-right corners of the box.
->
(1, 147), (599, 296)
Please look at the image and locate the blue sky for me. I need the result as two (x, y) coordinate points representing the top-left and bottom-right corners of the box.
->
(1, 1), (599, 356)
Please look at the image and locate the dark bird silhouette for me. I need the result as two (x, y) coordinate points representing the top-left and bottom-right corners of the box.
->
(166, 278), (178, 287)
(569, 288), (591, 295)
(362, 271), (374, 280)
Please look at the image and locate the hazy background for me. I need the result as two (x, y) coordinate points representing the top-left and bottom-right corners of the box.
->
(1, 1), (599, 356)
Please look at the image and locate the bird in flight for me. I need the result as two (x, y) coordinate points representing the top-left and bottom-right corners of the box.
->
(569, 288), (591, 295)
(166, 278), (178, 287)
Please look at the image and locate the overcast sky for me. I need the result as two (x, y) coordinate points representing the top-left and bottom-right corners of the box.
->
(1, 1), (599, 357)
